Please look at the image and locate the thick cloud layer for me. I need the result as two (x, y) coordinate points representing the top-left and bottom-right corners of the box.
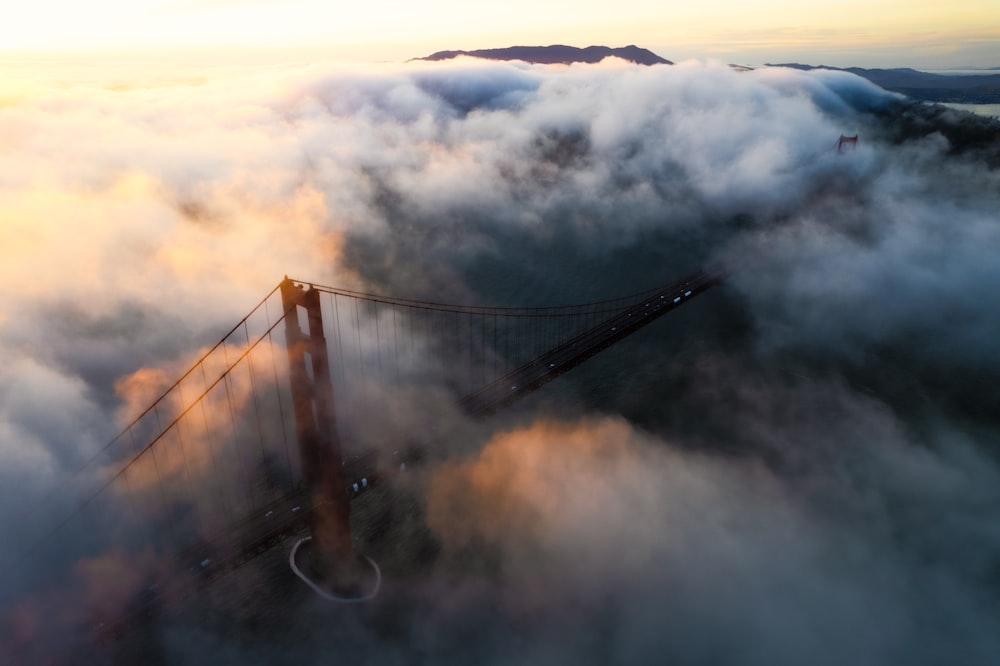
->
(1, 56), (999, 663)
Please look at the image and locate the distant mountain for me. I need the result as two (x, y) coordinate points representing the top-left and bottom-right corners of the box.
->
(768, 63), (1000, 104)
(415, 45), (672, 66)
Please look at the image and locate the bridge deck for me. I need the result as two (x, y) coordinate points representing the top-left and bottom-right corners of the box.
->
(459, 269), (722, 417)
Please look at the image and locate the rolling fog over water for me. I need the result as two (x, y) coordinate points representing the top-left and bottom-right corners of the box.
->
(2, 56), (1000, 664)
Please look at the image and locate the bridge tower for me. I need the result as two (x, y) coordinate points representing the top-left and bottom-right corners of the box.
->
(279, 278), (359, 590)
(836, 133), (858, 152)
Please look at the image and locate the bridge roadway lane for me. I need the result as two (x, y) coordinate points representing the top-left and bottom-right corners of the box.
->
(458, 269), (723, 418)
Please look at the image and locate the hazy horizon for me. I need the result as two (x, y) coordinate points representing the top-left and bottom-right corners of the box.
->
(1, 40), (997, 72)
(2, 0), (998, 70)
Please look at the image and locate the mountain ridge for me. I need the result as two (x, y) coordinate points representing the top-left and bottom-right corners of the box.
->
(412, 45), (998, 104)
(767, 62), (1000, 104)
(414, 44), (672, 66)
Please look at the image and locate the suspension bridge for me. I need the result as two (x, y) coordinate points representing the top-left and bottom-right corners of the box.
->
(13, 267), (722, 637)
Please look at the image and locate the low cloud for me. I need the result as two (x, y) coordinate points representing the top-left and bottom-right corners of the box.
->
(385, 411), (1000, 663)
(2, 56), (999, 663)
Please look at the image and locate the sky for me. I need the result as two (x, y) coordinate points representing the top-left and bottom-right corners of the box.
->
(3, 0), (999, 68)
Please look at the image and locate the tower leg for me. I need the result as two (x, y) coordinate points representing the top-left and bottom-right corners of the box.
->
(279, 278), (360, 589)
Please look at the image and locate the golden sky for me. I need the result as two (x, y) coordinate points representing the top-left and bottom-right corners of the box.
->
(3, 0), (999, 67)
